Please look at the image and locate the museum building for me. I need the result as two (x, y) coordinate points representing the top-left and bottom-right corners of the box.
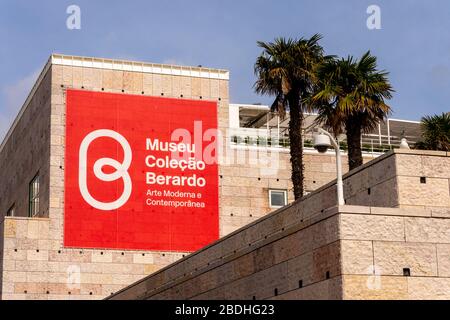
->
(0, 54), (420, 299)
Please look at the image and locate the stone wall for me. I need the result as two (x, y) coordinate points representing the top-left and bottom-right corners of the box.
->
(1, 217), (185, 299)
(109, 150), (450, 300)
(0, 54), (398, 300)
(0, 65), (52, 219)
(217, 147), (376, 236)
(298, 149), (450, 218)
(339, 208), (450, 299)
(394, 151), (450, 211)
(0, 55), (292, 300)
(0, 63), (52, 299)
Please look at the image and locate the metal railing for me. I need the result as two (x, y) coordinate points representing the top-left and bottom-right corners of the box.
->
(229, 134), (397, 155)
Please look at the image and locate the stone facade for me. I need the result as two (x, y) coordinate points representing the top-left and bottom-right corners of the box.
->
(0, 63), (52, 220)
(109, 150), (450, 300)
(0, 54), (372, 300)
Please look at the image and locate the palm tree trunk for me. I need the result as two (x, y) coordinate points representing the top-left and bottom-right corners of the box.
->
(288, 95), (304, 200)
(345, 118), (363, 171)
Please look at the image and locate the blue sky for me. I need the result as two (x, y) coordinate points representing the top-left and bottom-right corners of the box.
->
(1, 0), (449, 140)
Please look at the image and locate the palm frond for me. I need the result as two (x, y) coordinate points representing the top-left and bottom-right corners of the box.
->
(417, 113), (450, 151)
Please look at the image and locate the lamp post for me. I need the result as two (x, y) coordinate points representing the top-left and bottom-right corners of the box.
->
(312, 128), (345, 206)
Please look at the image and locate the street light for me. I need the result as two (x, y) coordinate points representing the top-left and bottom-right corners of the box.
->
(312, 128), (345, 206)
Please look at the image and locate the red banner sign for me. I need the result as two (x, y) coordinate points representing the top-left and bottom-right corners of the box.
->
(64, 89), (219, 252)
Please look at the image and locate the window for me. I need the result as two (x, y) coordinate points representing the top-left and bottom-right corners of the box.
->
(29, 173), (40, 217)
(7, 204), (15, 217)
(269, 189), (288, 208)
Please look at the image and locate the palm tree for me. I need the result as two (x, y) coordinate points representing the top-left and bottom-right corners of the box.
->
(416, 113), (450, 151)
(312, 51), (393, 170)
(254, 35), (326, 200)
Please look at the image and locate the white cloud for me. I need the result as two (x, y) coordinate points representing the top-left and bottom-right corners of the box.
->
(0, 69), (40, 143)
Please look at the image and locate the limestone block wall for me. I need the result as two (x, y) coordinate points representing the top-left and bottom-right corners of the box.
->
(339, 207), (450, 299)
(298, 149), (450, 219)
(0, 63), (52, 219)
(110, 205), (450, 300)
(0, 61), (52, 299)
(217, 147), (376, 236)
(1, 56), (235, 300)
(394, 151), (450, 211)
(1, 57), (233, 300)
(1, 55), (295, 300)
(304, 153), (352, 191)
(0, 216), (185, 300)
(218, 148), (292, 236)
(108, 202), (342, 300)
(1, 54), (431, 301)
(273, 204), (450, 300)
(108, 151), (450, 300)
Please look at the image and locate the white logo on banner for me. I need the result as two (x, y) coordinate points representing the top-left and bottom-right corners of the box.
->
(79, 129), (132, 211)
